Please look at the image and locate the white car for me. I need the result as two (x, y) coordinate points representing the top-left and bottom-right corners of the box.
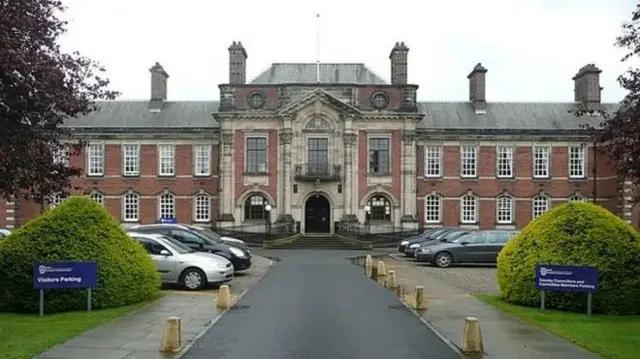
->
(0, 229), (11, 238)
(128, 232), (234, 290)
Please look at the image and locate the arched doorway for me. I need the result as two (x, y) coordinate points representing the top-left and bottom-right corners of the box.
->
(304, 194), (331, 233)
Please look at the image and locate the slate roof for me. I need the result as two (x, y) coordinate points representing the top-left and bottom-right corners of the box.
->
(249, 63), (388, 85)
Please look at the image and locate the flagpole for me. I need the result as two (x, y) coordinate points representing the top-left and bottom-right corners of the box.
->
(316, 13), (320, 83)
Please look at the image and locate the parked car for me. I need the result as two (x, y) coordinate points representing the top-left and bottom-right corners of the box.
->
(397, 228), (440, 253)
(400, 227), (458, 255)
(404, 228), (469, 257)
(129, 224), (252, 271)
(415, 230), (520, 268)
(0, 229), (11, 238)
(131, 223), (248, 250)
(128, 232), (234, 290)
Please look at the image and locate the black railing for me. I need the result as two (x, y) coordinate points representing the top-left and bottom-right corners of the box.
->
(213, 221), (297, 247)
(336, 222), (420, 248)
(294, 164), (341, 181)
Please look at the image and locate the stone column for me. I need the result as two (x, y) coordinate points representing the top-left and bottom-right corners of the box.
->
(341, 132), (358, 223)
(218, 130), (235, 225)
(401, 130), (418, 229)
(277, 128), (294, 224)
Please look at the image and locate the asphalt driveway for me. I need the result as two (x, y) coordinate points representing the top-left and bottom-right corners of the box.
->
(180, 250), (461, 359)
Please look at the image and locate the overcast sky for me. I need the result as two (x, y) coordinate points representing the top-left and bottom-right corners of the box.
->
(59, 0), (636, 103)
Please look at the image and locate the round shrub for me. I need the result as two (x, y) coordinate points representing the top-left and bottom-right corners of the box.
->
(0, 196), (160, 313)
(497, 201), (640, 314)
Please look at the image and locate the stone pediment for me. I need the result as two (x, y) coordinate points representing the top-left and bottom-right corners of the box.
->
(276, 89), (361, 117)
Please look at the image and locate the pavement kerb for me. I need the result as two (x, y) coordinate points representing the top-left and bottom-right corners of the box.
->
(367, 254), (468, 359)
(173, 258), (275, 359)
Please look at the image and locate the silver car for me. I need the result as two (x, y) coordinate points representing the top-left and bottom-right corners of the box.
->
(128, 232), (234, 290)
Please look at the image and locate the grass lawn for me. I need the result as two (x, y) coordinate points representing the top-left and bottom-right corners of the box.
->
(475, 294), (640, 359)
(0, 297), (161, 359)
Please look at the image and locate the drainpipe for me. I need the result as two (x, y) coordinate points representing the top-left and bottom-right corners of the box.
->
(592, 138), (598, 203)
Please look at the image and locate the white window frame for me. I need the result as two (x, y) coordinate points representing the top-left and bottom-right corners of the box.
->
(568, 145), (586, 179)
(568, 193), (587, 202)
(53, 147), (70, 167)
(122, 192), (139, 222)
(245, 135), (269, 174)
(86, 143), (104, 176)
(367, 134), (392, 175)
(424, 194), (442, 223)
(460, 193), (478, 224)
(158, 192), (175, 219)
(50, 193), (65, 208)
(157, 144), (175, 176)
(89, 191), (104, 205)
(532, 145), (550, 178)
(496, 146), (514, 178)
(122, 143), (140, 176)
(532, 194), (550, 219)
(424, 145), (442, 178)
(460, 145), (477, 178)
(194, 194), (211, 222)
(496, 195), (514, 224)
(193, 144), (212, 177)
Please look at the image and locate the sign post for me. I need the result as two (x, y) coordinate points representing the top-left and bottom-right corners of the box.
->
(535, 264), (599, 315)
(33, 261), (98, 316)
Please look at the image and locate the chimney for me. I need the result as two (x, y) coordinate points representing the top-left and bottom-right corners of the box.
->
(229, 41), (248, 84)
(149, 62), (169, 112)
(389, 42), (409, 85)
(467, 63), (488, 114)
(573, 64), (602, 111)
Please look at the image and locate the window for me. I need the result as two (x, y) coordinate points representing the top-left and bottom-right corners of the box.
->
(194, 144), (211, 176)
(569, 145), (586, 178)
(533, 146), (550, 178)
(460, 194), (478, 223)
(158, 145), (175, 176)
(424, 195), (442, 223)
(194, 194), (211, 222)
(135, 237), (169, 256)
(532, 194), (550, 219)
(246, 137), (267, 173)
(158, 193), (175, 219)
(307, 138), (329, 174)
(244, 194), (269, 220)
(86, 143), (104, 176)
(50, 193), (65, 208)
(424, 146), (442, 177)
(460, 145), (477, 177)
(170, 229), (204, 244)
(53, 148), (69, 167)
(486, 231), (510, 244)
(496, 195), (513, 224)
(90, 192), (104, 205)
(569, 193), (587, 202)
(123, 144), (140, 176)
(366, 195), (392, 221)
(369, 138), (390, 174)
(123, 193), (139, 222)
(496, 146), (514, 178)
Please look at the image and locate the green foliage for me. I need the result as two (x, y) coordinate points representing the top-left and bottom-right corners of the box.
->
(0, 196), (160, 313)
(497, 201), (640, 315)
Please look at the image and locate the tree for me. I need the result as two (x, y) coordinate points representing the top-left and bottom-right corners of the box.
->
(574, 4), (640, 203)
(0, 0), (118, 204)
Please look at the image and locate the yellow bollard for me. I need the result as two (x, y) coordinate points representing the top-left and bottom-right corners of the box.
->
(414, 285), (428, 311)
(395, 283), (404, 298)
(370, 265), (378, 280)
(216, 284), (232, 310)
(387, 270), (398, 290)
(461, 317), (484, 354)
(376, 260), (386, 284)
(364, 255), (373, 277)
(159, 316), (182, 352)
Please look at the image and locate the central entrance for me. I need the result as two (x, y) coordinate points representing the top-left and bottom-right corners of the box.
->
(304, 194), (331, 233)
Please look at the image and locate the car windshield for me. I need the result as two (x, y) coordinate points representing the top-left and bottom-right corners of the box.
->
(156, 235), (195, 254)
(189, 226), (223, 242)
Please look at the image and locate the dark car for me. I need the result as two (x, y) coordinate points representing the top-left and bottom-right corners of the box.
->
(404, 228), (468, 257)
(129, 224), (252, 271)
(400, 227), (457, 256)
(415, 230), (520, 268)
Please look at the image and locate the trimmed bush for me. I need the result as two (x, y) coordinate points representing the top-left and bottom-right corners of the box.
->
(497, 201), (640, 315)
(0, 196), (160, 313)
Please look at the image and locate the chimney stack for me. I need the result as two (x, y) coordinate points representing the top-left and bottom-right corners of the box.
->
(228, 41), (248, 84)
(573, 64), (602, 111)
(467, 63), (488, 114)
(389, 42), (409, 85)
(149, 62), (169, 112)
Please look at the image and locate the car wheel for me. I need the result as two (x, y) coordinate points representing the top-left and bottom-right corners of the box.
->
(180, 268), (207, 290)
(434, 252), (453, 268)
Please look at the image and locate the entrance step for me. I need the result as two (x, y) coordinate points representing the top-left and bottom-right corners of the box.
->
(270, 235), (369, 250)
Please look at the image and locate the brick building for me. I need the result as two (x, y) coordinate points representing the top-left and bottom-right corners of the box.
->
(1, 41), (637, 232)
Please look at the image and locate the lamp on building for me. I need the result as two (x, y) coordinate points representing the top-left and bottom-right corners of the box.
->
(364, 204), (371, 234)
(264, 204), (272, 243)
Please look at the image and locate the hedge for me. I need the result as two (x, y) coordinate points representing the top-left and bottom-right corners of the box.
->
(0, 196), (160, 313)
(497, 201), (640, 314)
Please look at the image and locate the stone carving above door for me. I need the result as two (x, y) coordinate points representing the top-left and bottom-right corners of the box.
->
(305, 118), (331, 130)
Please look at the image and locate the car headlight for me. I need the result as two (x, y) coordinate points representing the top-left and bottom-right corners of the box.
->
(400, 240), (409, 246)
(419, 248), (432, 254)
(409, 243), (420, 249)
(229, 247), (246, 258)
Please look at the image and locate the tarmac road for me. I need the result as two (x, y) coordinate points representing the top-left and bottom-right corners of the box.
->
(180, 250), (462, 359)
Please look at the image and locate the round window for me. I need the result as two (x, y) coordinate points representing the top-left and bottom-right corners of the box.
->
(371, 92), (389, 110)
(248, 92), (266, 109)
